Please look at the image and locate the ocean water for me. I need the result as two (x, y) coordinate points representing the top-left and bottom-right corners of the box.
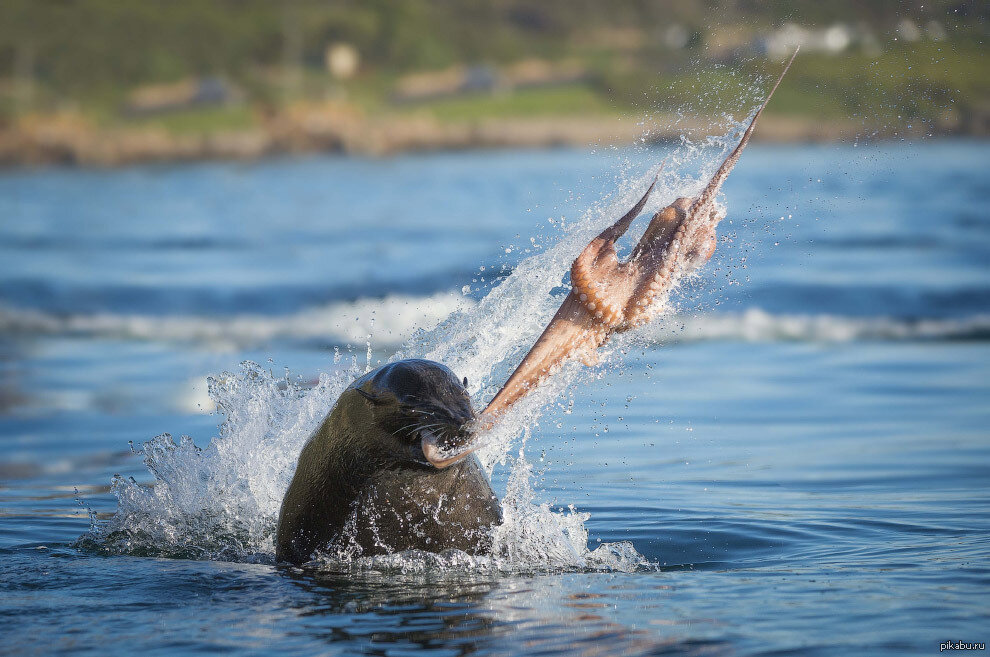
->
(1, 140), (988, 656)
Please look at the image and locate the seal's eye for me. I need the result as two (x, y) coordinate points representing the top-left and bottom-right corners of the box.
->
(354, 387), (388, 405)
(463, 376), (468, 387)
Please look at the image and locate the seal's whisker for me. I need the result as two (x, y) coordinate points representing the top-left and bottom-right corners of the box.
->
(396, 420), (424, 434)
(417, 422), (445, 434)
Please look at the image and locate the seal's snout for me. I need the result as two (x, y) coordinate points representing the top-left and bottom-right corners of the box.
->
(349, 358), (483, 469)
(422, 417), (485, 469)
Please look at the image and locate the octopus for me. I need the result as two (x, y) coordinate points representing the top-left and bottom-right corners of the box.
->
(422, 50), (798, 468)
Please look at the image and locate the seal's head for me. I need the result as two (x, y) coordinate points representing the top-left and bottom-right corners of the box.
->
(276, 358), (499, 563)
(348, 359), (477, 468)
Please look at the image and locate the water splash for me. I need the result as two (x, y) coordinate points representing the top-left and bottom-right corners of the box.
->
(313, 448), (648, 575)
(82, 119), (756, 572)
(86, 363), (353, 561)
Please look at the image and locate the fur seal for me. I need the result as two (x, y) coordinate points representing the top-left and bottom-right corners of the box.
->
(275, 359), (501, 565)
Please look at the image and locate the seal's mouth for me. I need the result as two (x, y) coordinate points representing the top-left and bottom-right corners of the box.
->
(420, 424), (487, 469)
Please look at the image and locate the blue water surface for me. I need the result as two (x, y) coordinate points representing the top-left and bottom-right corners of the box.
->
(1, 141), (989, 656)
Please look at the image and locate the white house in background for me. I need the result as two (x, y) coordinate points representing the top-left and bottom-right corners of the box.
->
(925, 20), (946, 41)
(896, 18), (922, 42)
(663, 24), (690, 50)
(325, 43), (359, 80)
(755, 18), (945, 59)
(755, 22), (855, 57)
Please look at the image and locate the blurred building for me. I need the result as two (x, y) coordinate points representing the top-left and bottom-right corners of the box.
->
(392, 60), (586, 103)
(325, 43), (359, 80)
(124, 77), (242, 115)
(755, 23), (856, 57)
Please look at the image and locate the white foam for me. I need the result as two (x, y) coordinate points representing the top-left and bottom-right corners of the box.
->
(312, 449), (648, 575)
(0, 291), (471, 350)
(643, 308), (990, 344)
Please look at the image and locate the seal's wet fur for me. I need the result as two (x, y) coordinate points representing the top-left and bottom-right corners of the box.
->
(275, 359), (501, 565)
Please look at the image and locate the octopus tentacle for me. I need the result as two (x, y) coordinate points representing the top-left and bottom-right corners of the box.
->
(570, 258), (625, 326)
(623, 218), (688, 327)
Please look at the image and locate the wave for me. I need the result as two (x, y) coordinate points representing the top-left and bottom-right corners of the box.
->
(0, 292), (473, 350)
(3, 298), (989, 348)
(645, 308), (990, 343)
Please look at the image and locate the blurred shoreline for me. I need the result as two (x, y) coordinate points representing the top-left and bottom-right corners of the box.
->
(0, 108), (978, 168)
(2, 3), (985, 169)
